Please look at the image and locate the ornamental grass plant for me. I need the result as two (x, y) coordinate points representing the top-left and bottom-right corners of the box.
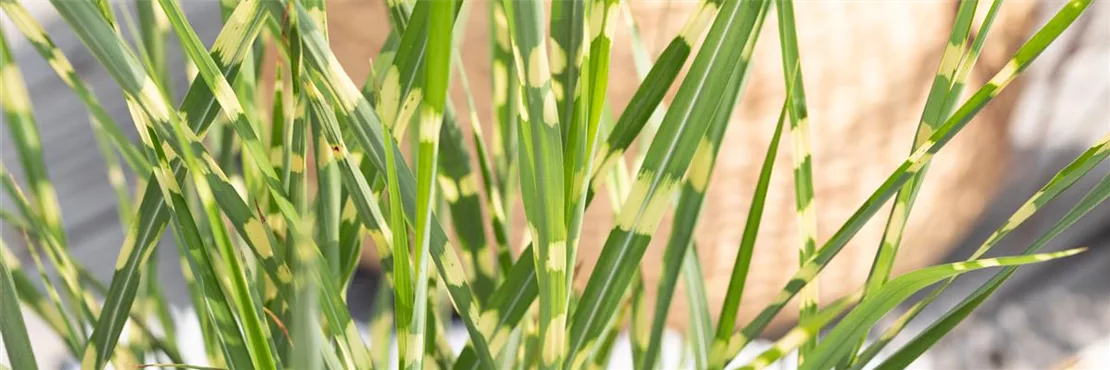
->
(0, 0), (1106, 369)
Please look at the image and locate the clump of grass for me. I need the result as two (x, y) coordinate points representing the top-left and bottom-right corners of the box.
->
(0, 0), (1105, 369)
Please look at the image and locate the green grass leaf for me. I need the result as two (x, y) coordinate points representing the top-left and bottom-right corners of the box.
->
(0, 33), (109, 356)
(709, 2), (1095, 365)
(872, 171), (1110, 369)
(1, 0), (1099, 368)
(0, 240), (81, 356)
(451, 46), (511, 281)
(641, 4), (770, 369)
(48, 1), (281, 367)
(264, 2), (498, 365)
(500, 0), (570, 368)
(0, 20), (67, 254)
(567, 2), (767, 367)
(798, 249), (1085, 370)
(682, 247), (714, 370)
(774, 0), (820, 360)
(854, 130), (1110, 367)
(0, 0), (148, 173)
(452, 247), (538, 370)
(0, 238), (39, 370)
(840, 2), (990, 365)
(739, 294), (860, 370)
(396, 0), (457, 368)
(489, 1), (519, 262)
(455, 3), (732, 363)
(712, 98), (788, 368)
(588, 0), (722, 204)
(302, 85), (376, 369)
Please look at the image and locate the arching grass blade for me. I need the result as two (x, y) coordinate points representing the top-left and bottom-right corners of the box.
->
(709, 2), (1095, 366)
(739, 294), (860, 370)
(853, 130), (1110, 367)
(0, 0), (148, 173)
(261, 2), (498, 365)
(501, 0), (570, 368)
(798, 249), (1085, 370)
(640, 3), (770, 368)
(773, 0), (820, 360)
(0, 239), (39, 370)
(682, 247), (713, 370)
(841, 1), (989, 365)
(567, 2), (766, 367)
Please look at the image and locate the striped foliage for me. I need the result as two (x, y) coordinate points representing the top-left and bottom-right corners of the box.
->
(643, 3), (771, 368)
(0, 0), (1101, 369)
(774, 0), (821, 361)
(872, 165), (1110, 370)
(501, 0), (570, 368)
(708, 2), (1096, 367)
(0, 239), (37, 370)
(489, 0), (519, 273)
(568, 2), (767, 367)
(259, 1), (499, 367)
(837, 1), (995, 366)
(854, 129), (1110, 367)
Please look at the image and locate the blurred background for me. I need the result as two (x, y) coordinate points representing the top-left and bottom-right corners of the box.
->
(2, 1), (1108, 369)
